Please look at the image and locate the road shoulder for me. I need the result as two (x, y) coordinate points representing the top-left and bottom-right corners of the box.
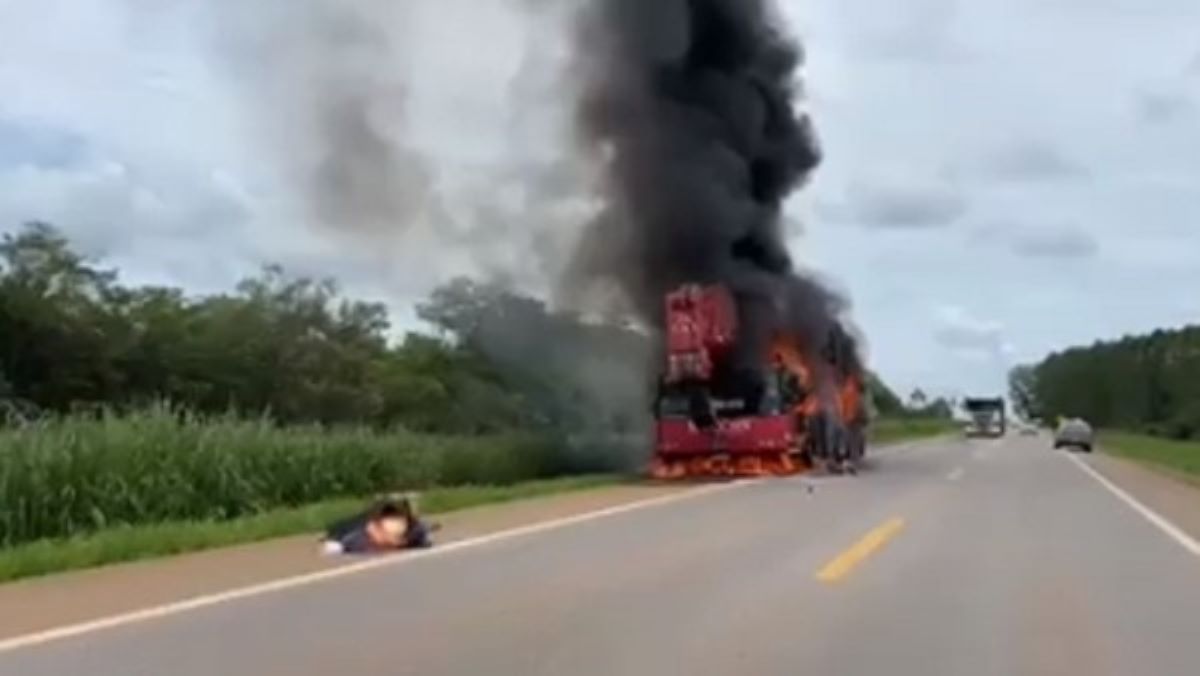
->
(0, 483), (689, 642)
(1085, 452), (1200, 546)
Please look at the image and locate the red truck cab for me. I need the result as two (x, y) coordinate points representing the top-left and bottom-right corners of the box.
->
(651, 285), (802, 478)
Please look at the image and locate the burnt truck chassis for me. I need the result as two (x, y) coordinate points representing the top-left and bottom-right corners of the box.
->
(648, 285), (865, 479)
(651, 375), (862, 479)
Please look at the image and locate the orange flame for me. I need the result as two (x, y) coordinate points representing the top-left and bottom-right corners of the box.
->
(650, 453), (805, 480)
(770, 337), (822, 417)
(770, 338), (810, 381)
(839, 372), (864, 425)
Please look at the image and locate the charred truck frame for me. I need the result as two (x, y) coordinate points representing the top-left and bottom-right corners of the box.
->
(651, 285), (867, 479)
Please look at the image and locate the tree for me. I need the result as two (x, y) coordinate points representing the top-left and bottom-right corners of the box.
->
(924, 397), (954, 419)
(866, 373), (904, 416)
(1023, 324), (1200, 439)
(0, 222), (123, 409)
(0, 223), (926, 449)
(1008, 365), (1040, 420)
(0, 224), (530, 429)
(418, 276), (654, 442)
(908, 388), (928, 409)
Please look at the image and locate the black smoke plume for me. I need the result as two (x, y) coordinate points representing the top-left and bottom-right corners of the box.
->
(568, 0), (858, 396)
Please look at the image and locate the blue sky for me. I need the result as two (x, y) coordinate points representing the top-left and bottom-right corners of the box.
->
(1, 0), (1198, 399)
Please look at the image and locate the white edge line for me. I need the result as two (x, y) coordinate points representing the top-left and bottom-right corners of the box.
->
(1064, 452), (1200, 558)
(0, 481), (746, 655)
(946, 467), (965, 482)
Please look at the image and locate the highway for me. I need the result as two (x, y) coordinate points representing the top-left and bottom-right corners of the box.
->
(3, 434), (1200, 676)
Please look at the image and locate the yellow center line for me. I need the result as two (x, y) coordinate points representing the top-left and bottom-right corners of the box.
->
(816, 517), (906, 583)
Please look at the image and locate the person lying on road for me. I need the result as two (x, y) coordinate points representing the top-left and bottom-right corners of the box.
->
(321, 495), (439, 555)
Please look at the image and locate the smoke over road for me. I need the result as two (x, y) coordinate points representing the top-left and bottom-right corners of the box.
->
(567, 0), (858, 393)
(215, 0), (436, 242)
(208, 0), (859, 404)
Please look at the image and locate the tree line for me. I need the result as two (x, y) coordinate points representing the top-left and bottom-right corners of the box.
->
(1, 222), (914, 438)
(0, 222), (649, 438)
(1010, 326), (1200, 440)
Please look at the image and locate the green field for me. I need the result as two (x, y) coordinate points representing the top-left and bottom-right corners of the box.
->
(0, 406), (584, 550)
(0, 475), (619, 584)
(870, 417), (957, 445)
(1100, 432), (1200, 481)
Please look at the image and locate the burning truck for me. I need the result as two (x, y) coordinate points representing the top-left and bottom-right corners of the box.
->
(650, 284), (867, 479)
(567, 0), (868, 482)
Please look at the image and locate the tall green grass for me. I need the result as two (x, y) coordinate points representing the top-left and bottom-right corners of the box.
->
(0, 406), (563, 548)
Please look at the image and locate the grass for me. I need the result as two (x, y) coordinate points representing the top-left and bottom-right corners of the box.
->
(1099, 432), (1200, 481)
(869, 417), (957, 445)
(0, 475), (620, 584)
(0, 406), (571, 548)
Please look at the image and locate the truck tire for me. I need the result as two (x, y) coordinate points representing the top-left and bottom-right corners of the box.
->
(829, 419), (850, 474)
(810, 414), (837, 472)
(847, 428), (865, 472)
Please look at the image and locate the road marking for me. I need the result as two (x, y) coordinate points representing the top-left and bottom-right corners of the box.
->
(816, 517), (906, 583)
(947, 467), (965, 481)
(0, 482), (747, 655)
(1065, 453), (1200, 558)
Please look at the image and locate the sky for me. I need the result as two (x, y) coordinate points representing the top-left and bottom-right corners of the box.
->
(1, 0), (1198, 400)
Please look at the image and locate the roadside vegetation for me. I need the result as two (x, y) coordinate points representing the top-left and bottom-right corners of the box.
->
(1010, 325), (1200, 441)
(1009, 325), (1200, 479)
(869, 417), (957, 445)
(1097, 433), (1200, 482)
(0, 407), (570, 547)
(0, 224), (643, 547)
(863, 378), (957, 445)
(0, 475), (619, 583)
(0, 222), (933, 578)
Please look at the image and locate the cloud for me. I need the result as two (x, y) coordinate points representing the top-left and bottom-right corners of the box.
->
(0, 158), (253, 269)
(953, 140), (1088, 183)
(0, 118), (89, 171)
(6, 0), (1200, 402)
(1135, 90), (1195, 125)
(835, 0), (973, 64)
(933, 304), (1014, 359)
(819, 177), (967, 229)
(971, 221), (1100, 260)
(1011, 226), (1099, 259)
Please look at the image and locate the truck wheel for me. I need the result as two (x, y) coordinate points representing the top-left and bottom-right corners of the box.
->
(850, 428), (866, 462)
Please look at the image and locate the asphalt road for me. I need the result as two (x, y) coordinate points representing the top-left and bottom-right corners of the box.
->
(4, 435), (1200, 676)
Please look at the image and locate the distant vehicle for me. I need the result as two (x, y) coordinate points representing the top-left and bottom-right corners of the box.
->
(1053, 418), (1094, 452)
(1018, 423), (1038, 436)
(963, 397), (1006, 438)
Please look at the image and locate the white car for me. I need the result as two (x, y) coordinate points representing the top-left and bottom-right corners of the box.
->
(1053, 418), (1094, 453)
